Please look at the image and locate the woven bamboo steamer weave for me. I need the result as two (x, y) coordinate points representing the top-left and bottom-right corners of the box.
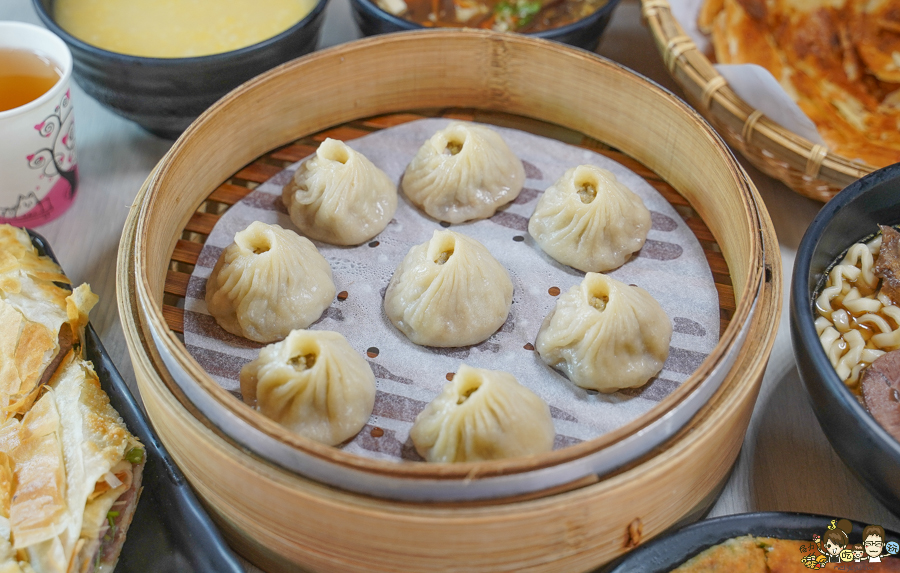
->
(116, 30), (782, 571)
(640, 0), (874, 202)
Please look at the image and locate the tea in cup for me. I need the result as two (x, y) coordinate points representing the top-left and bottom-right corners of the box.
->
(0, 21), (77, 226)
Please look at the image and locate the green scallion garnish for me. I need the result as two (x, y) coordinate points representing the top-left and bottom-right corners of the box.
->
(125, 447), (144, 464)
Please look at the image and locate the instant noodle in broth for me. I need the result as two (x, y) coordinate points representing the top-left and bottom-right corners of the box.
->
(815, 225), (900, 442)
(815, 231), (895, 389)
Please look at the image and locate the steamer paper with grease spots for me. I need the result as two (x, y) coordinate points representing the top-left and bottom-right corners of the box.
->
(181, 118), (720, 462)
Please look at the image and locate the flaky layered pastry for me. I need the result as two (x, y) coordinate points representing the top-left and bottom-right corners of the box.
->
(700, 0), (900, 167)
(0, 355), (144, 573)
(0, 226), (97, 419)
(0, 225), (144, 573)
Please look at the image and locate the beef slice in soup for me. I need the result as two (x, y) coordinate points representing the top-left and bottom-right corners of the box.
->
(861, 349), (900, 441)
(875, 225), (900, 304)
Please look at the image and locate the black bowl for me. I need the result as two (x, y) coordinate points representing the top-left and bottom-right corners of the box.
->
(791, 163), (900, 517)
(349, 0), (621, 52)
(33, 0), (329, 139)
(603, 512), (900, 572)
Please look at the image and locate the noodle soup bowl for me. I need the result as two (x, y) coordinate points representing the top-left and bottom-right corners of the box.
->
(349, 0), (621, 51)
(32, 0), (329, 139)
(791, 162), (900, 516)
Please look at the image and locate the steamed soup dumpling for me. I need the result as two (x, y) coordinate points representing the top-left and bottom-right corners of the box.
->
(205, 222), (336, 343)
(529, 165), (651, 272)
(384, 230), (513, 347)
(282, 138), (398, 245)
(401, 122), (526, 223)
(535, 272), (671, 392)
(409, 364), (555, 463)
(240, 330), (376, 446)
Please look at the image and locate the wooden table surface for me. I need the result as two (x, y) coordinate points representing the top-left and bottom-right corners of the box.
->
(3, 0), (899, 570)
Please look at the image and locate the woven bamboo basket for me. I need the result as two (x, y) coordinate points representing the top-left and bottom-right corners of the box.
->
(640, 0), (874, 202)
(117, 31), (782, 571)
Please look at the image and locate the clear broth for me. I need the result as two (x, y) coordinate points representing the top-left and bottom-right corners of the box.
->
(0, 48), (61, 113)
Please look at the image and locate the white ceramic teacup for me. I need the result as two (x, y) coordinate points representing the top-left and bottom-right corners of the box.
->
(0, 21), (77, 226)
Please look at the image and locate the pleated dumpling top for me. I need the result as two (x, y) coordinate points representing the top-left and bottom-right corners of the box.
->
(240, 330), (376, 446)
(401, 122), (525, 224)
(383, 230), (513, 347)
(535, 273), (671, 393)
(409, 364), (555, 463)
(529, 165), (651, 273)
(282, 138), (397, 246)
(205, 222), (335, 343)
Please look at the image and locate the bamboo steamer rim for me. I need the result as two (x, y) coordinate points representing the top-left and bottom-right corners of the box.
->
(129, 30), (767, 492)
(127, 129), (766, 500)
(119, 192), (783, 501)
(640, 0), (874, 201)
(115, 181), (783, 573)
(133, 29), (764, 477)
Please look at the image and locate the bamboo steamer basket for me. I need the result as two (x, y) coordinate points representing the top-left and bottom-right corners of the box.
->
(117, 31), (782, 571)
(640, 0), (873, 202)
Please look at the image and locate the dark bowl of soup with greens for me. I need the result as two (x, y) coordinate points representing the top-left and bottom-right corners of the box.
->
(349, 0), (620, 51)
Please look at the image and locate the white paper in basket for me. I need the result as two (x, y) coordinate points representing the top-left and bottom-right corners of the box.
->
(181, 118), (720, 463)
(667, 0), (825, 145)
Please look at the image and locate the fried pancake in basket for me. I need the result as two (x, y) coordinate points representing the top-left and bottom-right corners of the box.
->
(709, 0), (787, 82)
(850, 0), (900, 83)
(700, 0), (900, 168)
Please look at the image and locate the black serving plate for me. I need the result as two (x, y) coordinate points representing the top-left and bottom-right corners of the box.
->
(790, 163), (900, 517)
(28, 230), (245, 573)
(348, 0), (622, 52)
(603, 512), (900, 572)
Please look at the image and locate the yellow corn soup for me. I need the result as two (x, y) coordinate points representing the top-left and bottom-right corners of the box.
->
(54, 0), (317, 58)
